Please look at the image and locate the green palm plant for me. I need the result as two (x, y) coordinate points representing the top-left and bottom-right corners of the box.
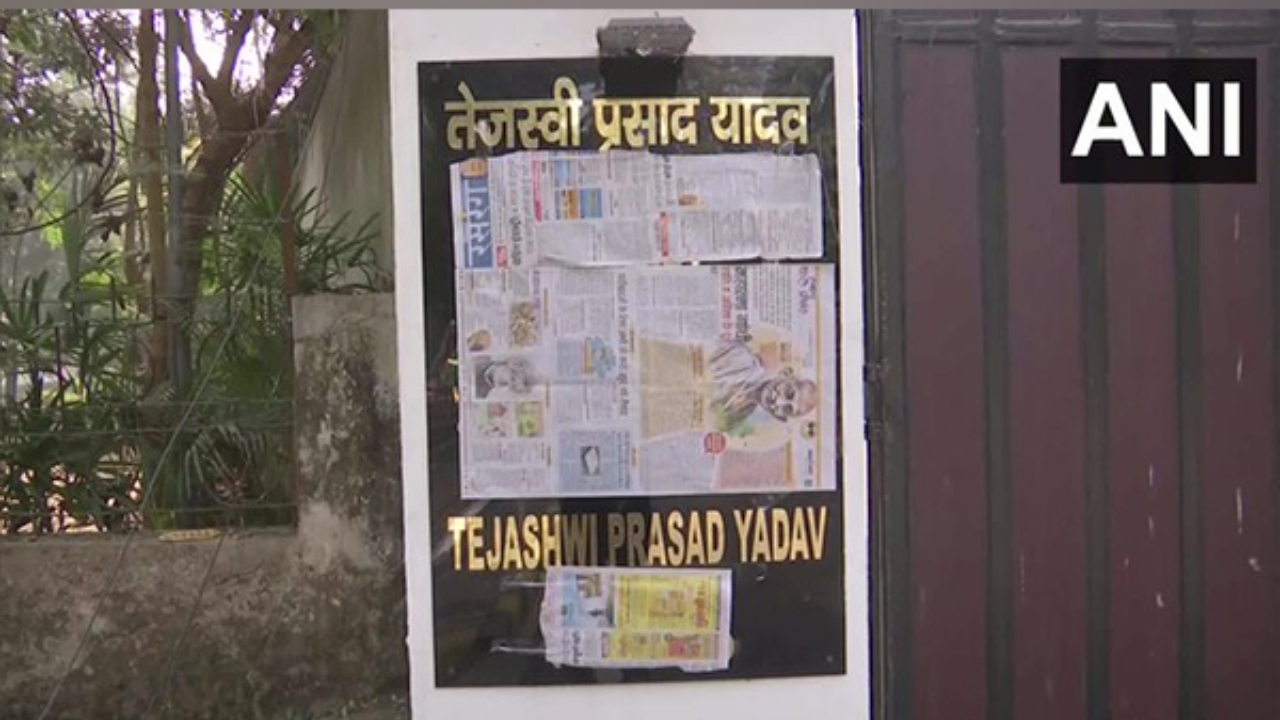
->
(154, 172), (386, 528)
(0, 166), (147, 533)
(0, 158), (387, 532)
(0, 267), (143, 533)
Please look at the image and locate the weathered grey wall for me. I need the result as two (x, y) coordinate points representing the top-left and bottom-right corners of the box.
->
(294, 11), (395, 278)
(0, 294), (406, 720)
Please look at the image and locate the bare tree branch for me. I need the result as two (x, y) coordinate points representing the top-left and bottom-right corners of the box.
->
(89, 12), (138, 72)
(216, 10), (254, 86)
(247, 15), (314, 124)
(191, 72), (213, 140)
(173, 11), (231, 111)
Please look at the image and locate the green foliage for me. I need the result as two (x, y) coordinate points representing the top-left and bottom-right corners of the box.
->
(0, 223), (145, 533)
(154, 173), (384, 529)
(216, 173), (387, 296)
(149, 173), (388, 528)
(1, 11), (129, 234)
(1, 166), (388, 531)
(0, 9), (368, 533)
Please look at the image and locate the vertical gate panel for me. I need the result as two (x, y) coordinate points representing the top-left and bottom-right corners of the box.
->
(867, 12), (1280, 720)
(1105, 177), (1181, 720)
(1002, 46), (1088, 720)
(901, 44), (989, 720)
(1199, 47), (1280, 720)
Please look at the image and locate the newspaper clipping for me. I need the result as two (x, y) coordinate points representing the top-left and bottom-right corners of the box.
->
(451, 150), (823, 268)
(539, 566), (734, 672)
(455, 263), (837, 499)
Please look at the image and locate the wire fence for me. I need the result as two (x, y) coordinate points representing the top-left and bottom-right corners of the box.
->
(0, 289), (297, 535)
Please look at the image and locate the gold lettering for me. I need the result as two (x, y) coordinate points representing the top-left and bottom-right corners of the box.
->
(522, 515), (541, 569)
(710, 96), (810, 146)
(807, 506), (828, 561)
(647, 512), (668, 567)
(750, 509), (771, 562)
(752, 103), (781, 144)
(621, 100), (660, 148)
(667, 512), (686, 566)
(607, 513), (626, 565)
(669, 99), (699, 145)
(476, 106), (516, 150)
(779, 99), (810, 145)
(542, 514), (562, 568)
(732, 509), (753, 563)
(503, 516), (523, 570)
(565, 514), (593, 565)
(594, 97), (701, 151)
(771, 508), (791, 561)
(515, 77), (585, 149)
(685, 511), (706, 565)
(626, 512), (646, 566)
(552, 77), (586, 148)
(466, 517), (485, 571)
(486, 517), (502, 570)
(445, 77), (585, 151)
(445, 82), (480, 150)
(710, 97), (748, 144)
(447, 517), (467, 571)
(594, 100), (625, 152)
(706, 510), (726, 564)
(790, 508), (811, 561)
(449, 83), (808, 151)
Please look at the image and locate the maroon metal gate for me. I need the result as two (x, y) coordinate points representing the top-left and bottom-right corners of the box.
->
(861, 10), (1278, 720)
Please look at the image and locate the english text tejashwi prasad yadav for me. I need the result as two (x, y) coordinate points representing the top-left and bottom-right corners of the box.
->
(446, 505), (830, 572)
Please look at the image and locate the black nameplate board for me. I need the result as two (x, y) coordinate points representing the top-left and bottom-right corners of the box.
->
(417, 55), (845, 688)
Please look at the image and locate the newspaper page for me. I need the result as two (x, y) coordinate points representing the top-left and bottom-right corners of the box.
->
(631, 263), (837, 495)
(451, 150), (823, 269)
(539, 566), (734, 672)
(455, 263), (837, 498)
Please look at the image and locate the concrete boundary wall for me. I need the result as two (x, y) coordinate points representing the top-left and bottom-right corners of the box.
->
(0, 294), (407, 720)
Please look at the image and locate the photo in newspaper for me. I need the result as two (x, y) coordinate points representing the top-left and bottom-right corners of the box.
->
(539, 566), (734, 672)
(451, 150), (823, 269)
(455, 263), (838, 499)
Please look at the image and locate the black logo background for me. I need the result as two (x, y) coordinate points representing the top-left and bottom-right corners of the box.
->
(1060, 58), (1257, 184)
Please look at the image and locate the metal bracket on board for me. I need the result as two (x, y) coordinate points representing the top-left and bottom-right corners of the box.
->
(596, 17), (695, 58)
(596, 17), (695, 99)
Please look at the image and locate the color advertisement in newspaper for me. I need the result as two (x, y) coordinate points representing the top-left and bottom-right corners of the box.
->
(539, 566), (734, 672)
(450, 150), (823, 269)
(455, 263), (837, 499)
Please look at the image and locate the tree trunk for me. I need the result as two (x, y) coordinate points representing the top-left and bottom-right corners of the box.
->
(274, 134), (298, 299)
(136, 9), (168, 394)
(121, 178), (143, 297)
(174, 142), (240, 324)
(168, 11), (317, 336)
